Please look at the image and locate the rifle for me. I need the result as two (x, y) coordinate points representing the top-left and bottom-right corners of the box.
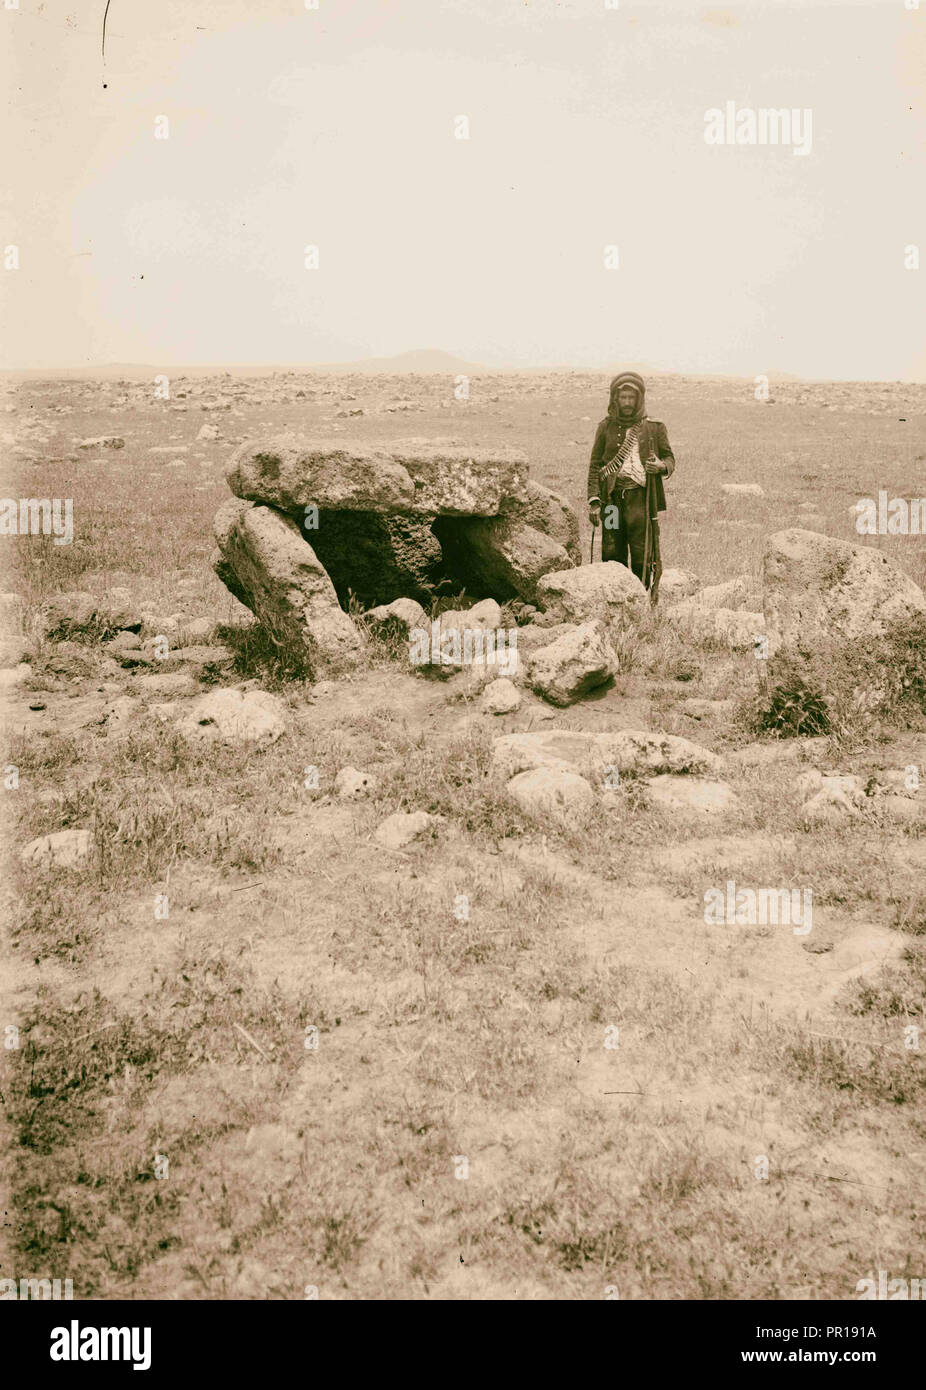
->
(643, 461), (663, 605)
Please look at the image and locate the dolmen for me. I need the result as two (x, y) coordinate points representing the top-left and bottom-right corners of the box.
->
(212, 437), (581, 674)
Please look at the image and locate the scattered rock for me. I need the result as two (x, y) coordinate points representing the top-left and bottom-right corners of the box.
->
(715, 609), (764, 651)
(134, 671), (197, 695)
(41, 590), (98, 635)
(197, 424), (221, 442)
(505, 621), (577, 656)
(658, 568), (700, 603)
(181, 617), (213, 642)
(374, 810), (443, 849)
(101, 587), (142, 630)
(438, 599), (503, 634)
(722, 483), (765, 496)
(491, 728), (719, 780)
(21, 828), (92, 869)
(528, 619), (615, 706)
(536, 562), (647, 626)
(78, 436), (124, 450)
(800, 786), (864, 826)
(480, 677), (521, 714)
(106, 630), (142, 653)
(795, 770), (865, 799)
(875, 796), (924, 824)
(101, 695), (139, 729)
(175, 688), (287, 745)
(364, 597), (428, 635)
(644, 775), (740, 815)
(871, 768), (919, 797)
(334, 766), (377, 799)
(506, 766), (594, 818)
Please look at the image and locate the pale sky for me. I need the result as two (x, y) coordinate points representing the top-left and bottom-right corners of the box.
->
(2, 0), (924, 378)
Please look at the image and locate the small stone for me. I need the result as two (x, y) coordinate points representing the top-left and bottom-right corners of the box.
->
(21, 828), (92, 868)
(374, 810), (443, 850)
(41, 590), (97, 635)
(335, 767), (377, 799)
(78, 435), (124, 449)
(182, 617), (213, 641)
(106, 630), (142, 652)
(364, 597), (428, 635)
(800, 787), (863, 826)
(135, 671), (196, 695)
(722, 483), (764, 496)
(176, 688), (287, 745)
(506, 766), (594, 818)
(102, 695), (139, 728)
(480, 678), (521, 715)
(491, 728), (720, 780)
(528, 619), (615, 706)
(658, 568), (700, 603)
(644, 776), (740, 815)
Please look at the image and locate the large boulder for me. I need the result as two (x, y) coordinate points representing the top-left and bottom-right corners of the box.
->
(227, 438), (529, 516)
(212, 498), (366, 673)
(536, 562), (647, 625)
(763, 528), (926, 658)
(527, 620), (615, 706)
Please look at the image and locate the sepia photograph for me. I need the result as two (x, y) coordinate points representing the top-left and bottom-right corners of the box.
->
(1, 0), (924, 1353)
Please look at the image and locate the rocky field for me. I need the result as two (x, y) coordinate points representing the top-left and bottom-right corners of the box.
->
(1, 369), (925, 1300)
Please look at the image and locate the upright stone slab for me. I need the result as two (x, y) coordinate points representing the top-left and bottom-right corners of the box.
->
(212, 498), (366, 674)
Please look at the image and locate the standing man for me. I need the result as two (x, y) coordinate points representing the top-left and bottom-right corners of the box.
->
(587, 371), (675, 586)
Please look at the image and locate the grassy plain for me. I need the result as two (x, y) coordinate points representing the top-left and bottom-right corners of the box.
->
(1, 370), (924, 1299)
